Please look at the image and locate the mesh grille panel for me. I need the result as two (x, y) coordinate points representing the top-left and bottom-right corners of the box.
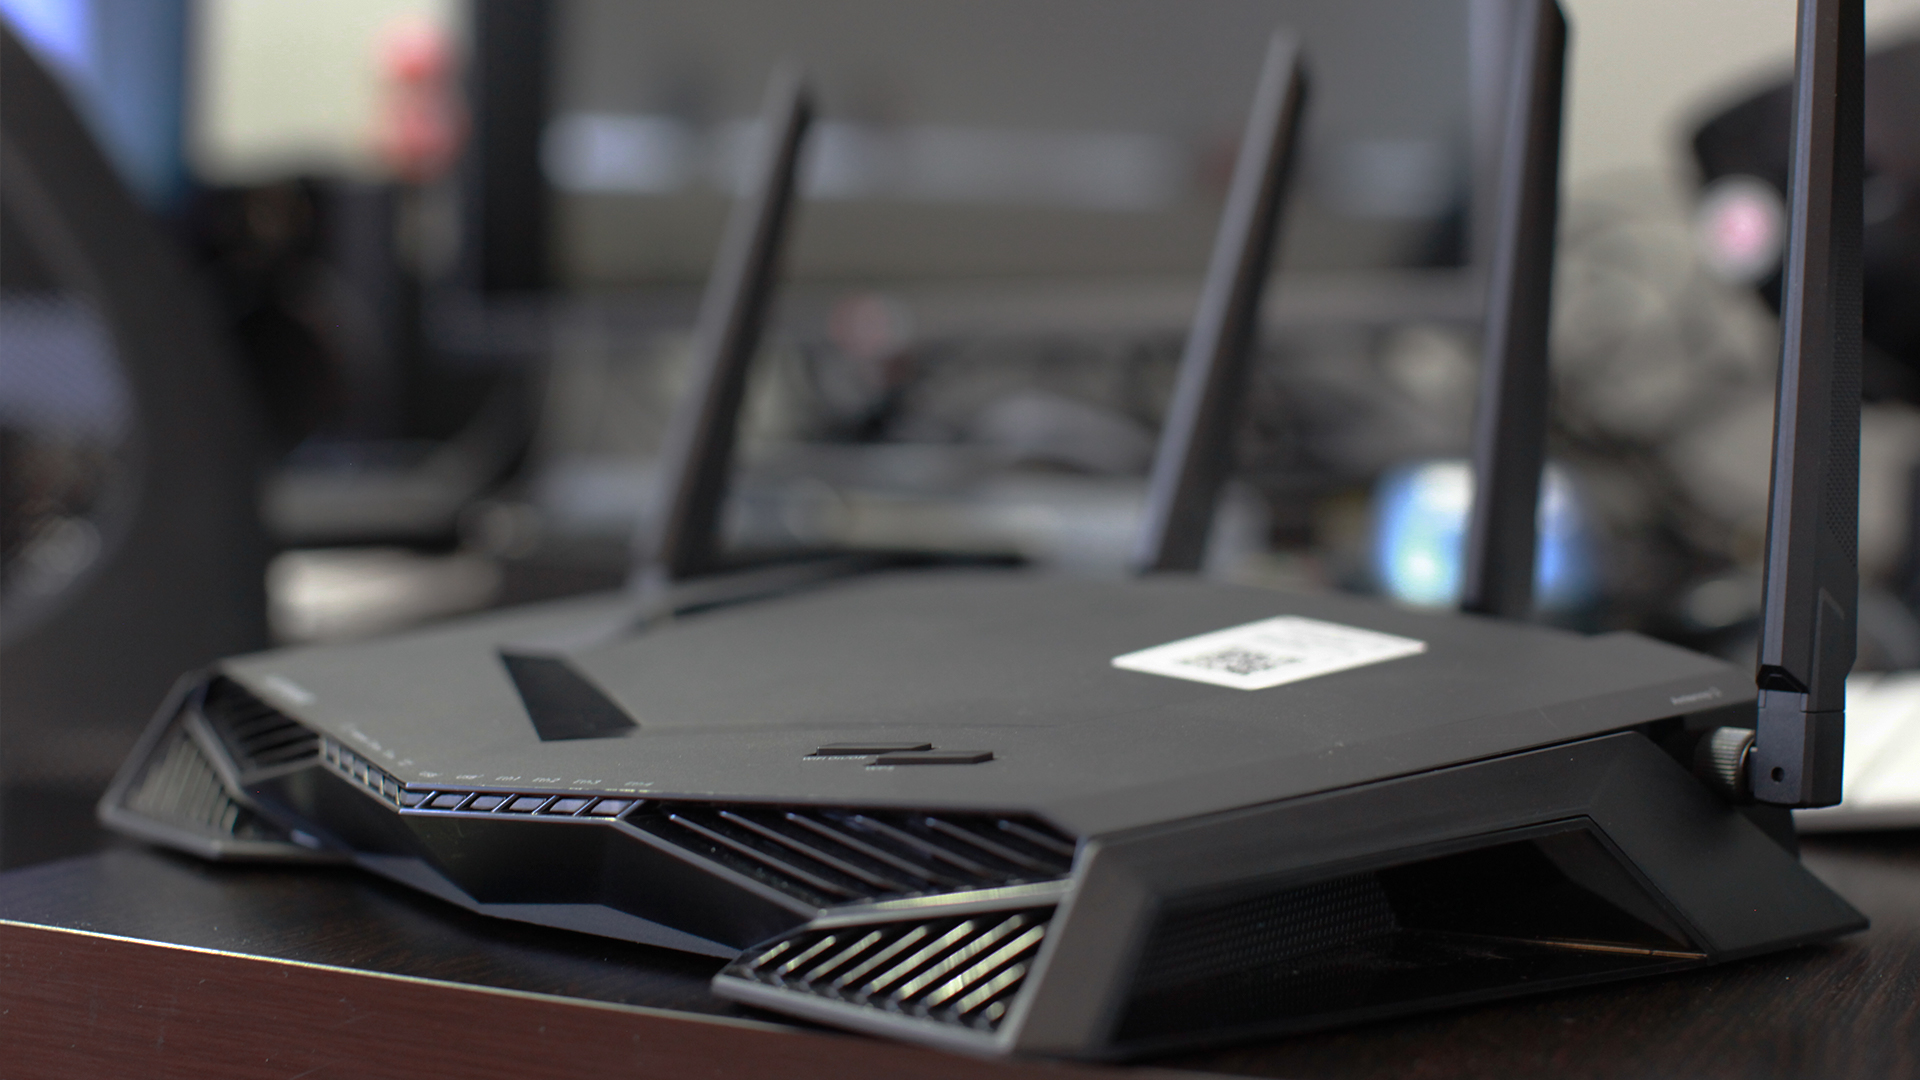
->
(1114, 834), (1713, 1048)
(1118, 871), (1403, 1043)
(724, 908), (1053, 1031)
(1130, 872), (1398, 996)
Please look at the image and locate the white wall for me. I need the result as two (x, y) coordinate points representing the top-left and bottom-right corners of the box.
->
(191, 0), (1920, 186)
(192, 0), (457, 182)
(1560, 0), (1920, 185)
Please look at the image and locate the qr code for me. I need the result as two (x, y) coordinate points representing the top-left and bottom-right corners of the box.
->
(1180, 646), (1294, 677)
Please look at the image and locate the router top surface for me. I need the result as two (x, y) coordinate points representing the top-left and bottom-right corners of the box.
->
(223, 569), (1741, 837)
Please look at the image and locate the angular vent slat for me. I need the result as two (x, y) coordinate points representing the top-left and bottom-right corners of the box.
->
(994, 819), (1078, 859)
(200, 678), (319, 772)
(716, 810), (917, 893)
(384, 787), (1077, 908)
(125, 725), (278, 842)
(129, 729), (237, 833)
(624, 802), (1076, 907)
(723, 908), (1054, 1033)
(845, 815), (996, 877)
(228, 716), (287, 739)
(830, 925), (931, 992)
(894, 913), (1029, 1001)
(783, 812), (962, 889)
(921, 818), (1058, 874)
(772, 935), (841, 979)
(862, 921), (978, 998)
(246, 735), (322, 766)
(953, 962), (1028, 1020)
(926, 923), (1046, 1010)
(803, 929), (885, 986)
(666, 812), (861, 900)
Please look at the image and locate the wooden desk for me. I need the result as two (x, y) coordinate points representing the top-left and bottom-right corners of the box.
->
(3, 837), (1916, 1079)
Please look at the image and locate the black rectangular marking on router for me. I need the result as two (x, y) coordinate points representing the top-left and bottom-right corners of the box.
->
(874, 750), (995, 766)
(499, 652), (638, 741)
(812, 742), (934, 757)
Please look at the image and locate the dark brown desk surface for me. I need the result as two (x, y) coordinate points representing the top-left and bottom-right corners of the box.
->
(3, 836), (1916, 1080)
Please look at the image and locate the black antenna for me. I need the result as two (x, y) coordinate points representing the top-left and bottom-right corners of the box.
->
(641, 69), (813, 584)
(1134, 34), (1307, 573)
(1457, 0), (1567, 618)
(1747, 0), (1862, 808)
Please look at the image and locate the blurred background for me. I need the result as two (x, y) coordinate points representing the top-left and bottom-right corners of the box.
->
(2, 0), (1918, 866)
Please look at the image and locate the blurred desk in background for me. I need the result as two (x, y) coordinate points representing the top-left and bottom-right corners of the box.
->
(2, 838), (1916, 1080)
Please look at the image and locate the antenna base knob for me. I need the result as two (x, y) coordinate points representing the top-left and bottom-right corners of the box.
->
(1694, 726), (1755, 803)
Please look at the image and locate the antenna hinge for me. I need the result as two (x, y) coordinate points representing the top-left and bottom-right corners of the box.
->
(1748, 690), (1846, 808)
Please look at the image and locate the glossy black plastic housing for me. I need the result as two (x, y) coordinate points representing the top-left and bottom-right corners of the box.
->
(102, 672), (1862, 1058)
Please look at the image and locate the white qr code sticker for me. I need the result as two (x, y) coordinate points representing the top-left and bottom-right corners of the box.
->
(1110, 616), (1427, 690)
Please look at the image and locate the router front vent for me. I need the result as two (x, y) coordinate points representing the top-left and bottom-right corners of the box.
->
(202, 678), (319, 772)
(628, 803), (1078, 906)
(320, 737), (406, 806)
(396, 785), (637, 818)
(723, 907), (1054, 1031)
(125, 722), (291, 844)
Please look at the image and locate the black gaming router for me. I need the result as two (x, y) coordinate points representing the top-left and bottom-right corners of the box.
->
(103, 0), (1867, 1058)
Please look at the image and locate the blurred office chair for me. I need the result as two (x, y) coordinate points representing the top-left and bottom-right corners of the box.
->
(0, 24), (269, 867)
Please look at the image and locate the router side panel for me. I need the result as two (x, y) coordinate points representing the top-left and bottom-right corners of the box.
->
(1578, 736), (1866, 956)
(1007, 840), (1158, 1055)
(1016, 733), (1862, 1057)
(1024, 737), (1641, 1056)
